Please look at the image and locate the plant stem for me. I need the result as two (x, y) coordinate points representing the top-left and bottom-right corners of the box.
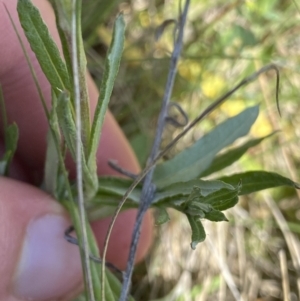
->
(72, 0), (95, 300)
(119, 1), (191, 300)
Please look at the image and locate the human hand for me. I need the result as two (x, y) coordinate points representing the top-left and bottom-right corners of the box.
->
(0, 1), (153, 300)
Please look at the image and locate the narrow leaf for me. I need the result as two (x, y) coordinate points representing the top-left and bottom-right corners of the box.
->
(187, 215), (206, 249)
(153, 105), (259, 188)
(200, 132), (276, 177)
(88, 14), (125, 171)
(17, 0), (70, 93)
(219, 171), (300, 195)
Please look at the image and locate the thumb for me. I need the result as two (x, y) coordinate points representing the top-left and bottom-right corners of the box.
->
(0, 177), (83, 301)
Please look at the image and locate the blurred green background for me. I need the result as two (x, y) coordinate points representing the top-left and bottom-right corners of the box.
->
(81, 0), (300, 300)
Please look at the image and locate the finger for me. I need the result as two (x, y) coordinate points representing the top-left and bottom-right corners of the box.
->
(0, 0), (153, 272)
(0, 177), (83, 301)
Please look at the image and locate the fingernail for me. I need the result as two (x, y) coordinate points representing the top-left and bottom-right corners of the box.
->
(13, 214), (82, 301)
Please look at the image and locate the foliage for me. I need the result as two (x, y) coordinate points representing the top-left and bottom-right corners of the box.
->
(2, 0), (300, 300)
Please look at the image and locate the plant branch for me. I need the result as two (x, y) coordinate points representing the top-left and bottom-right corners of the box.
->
(100, 62), (279, 301)
(118, 1), (191, 300)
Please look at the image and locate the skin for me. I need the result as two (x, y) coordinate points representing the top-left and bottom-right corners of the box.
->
(0, 0), (153, 300)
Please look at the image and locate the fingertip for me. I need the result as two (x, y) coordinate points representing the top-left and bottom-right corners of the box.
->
(0, 178), (82, 301)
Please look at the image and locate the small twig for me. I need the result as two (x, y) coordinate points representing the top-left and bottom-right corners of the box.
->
(101, 62), (280, 301)
(108, 160), (139, 180)
(71, 1), (94, 300)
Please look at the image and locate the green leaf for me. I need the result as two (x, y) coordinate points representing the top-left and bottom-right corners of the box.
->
(17, 0), (70, 93)
(204, 209), (229, 222)
(200, 132), (276, 177)
(50, 0), (73, 83)
(199, 187), (240, 211)
(153, 105), (259, 188)
(88, 14), (125, 173)
(219, 171), (300, 195)
(155, 207), (170, 225)
(186, 215), (206, 250)
(154, 179), (235, 204)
